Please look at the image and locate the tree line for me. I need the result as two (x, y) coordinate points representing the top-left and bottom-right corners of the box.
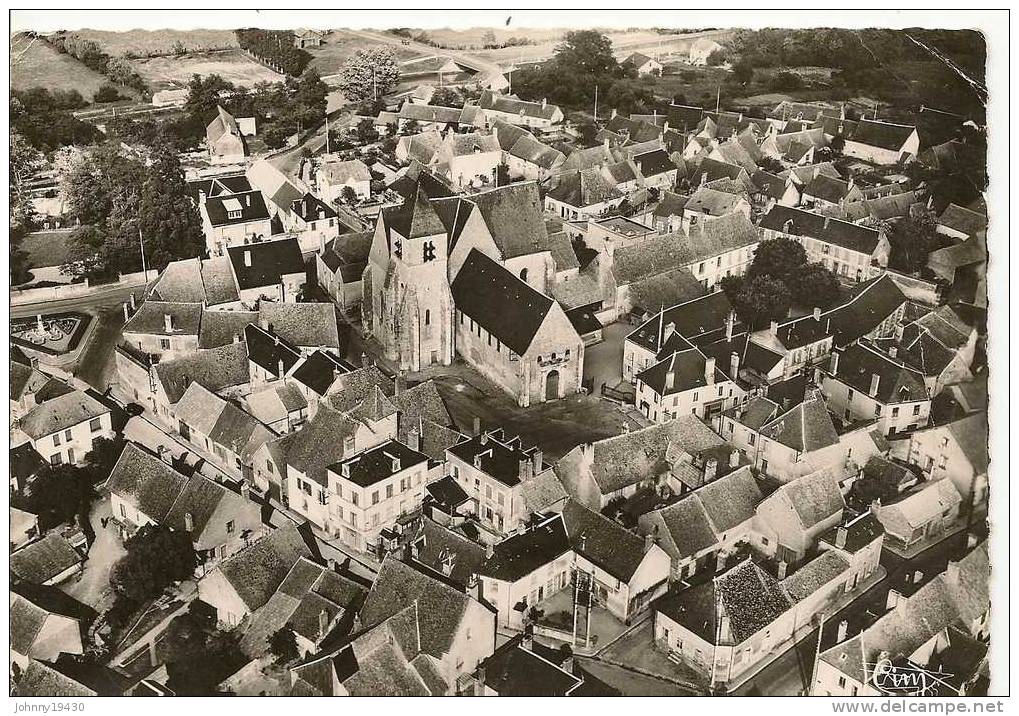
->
(236, 29), (312, 76)
(48, 32), (148, 96)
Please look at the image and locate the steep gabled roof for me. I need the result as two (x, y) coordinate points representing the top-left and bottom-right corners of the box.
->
(450, 248), (555, 356)
(759, 397), (840, 453)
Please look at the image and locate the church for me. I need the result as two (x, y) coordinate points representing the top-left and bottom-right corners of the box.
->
(362, 178), (585, 406)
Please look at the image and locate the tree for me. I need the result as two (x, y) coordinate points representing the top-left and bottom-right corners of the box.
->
(790, 262), (842, 309)
(554, 30), (620, 78)
(430, 85), (463, 108)
(731, 57), (755, 86)
(575, 118), (598, 147)
(111, 525), (197, 602)
(268, 628), (299, 664)
(341, 186), (358, 204)
(757, 156), (785, 174)
(84, 436), (126, 478)
(481, 29), (498, 49)
(337, 48), (400, 103)
(706, 47), (730, 66)
(888, 210), (942, 274)
(10, 131), (41, 235)
(355, 117), (379, 144)
(747, 236), (807, 284)
(829, 134), (846, 156)
(15, 463), (97, 530)
(721, 274), (792, 329)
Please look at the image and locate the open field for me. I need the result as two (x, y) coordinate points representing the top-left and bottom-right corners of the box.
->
(472, 29), (732, 66)
(129, 49), (282, 91)
(11, 33), (135, 101)
(307, 30), (426, 78)
(61, 28), (239, 57)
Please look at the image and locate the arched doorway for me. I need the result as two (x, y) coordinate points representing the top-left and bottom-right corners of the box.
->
(545, 370), (560, 401)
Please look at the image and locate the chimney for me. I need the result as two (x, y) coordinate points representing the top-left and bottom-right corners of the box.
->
(394, 374), (403, 396)
(705, 356), (716, 385)
(610, 108), (617, 119)
(769, 320), (778, 337)
(913, 570), (924, 584)
(521, 630), (533, 651)
(783, 218), (794, 234)
(244, 249), (252, 267)
(319, 232), (327, 253)
(945, 560), (960, 584)
(532, 449), (543, 474)
(518, 458), (531, 482)
(278, 358), (285, 378)
(700, 172), (707, 186)
(473, 416), (482, 436)
(776, 560), (788, 580)
(888, 345), (898, 359)
(830, 350), (840, 375)
(730, 351), (740, 382)
(869, 373), (880, 397)
(318, 609), (330, 638)
(704, 456), (718, 481)
(408, 428), (420, 452)
(130, 292), (136, 310)
(665, 370), (676, 391)
(542, 97), (547, 108)
(837, 619), (849, 642)
(123, 302), (130, 322)
(835, 525), (848, 549)
(726, 311), (735, 341)
(824, 215), (831, 230)
(327, 556), (337, 571)
(485, 542), (494, 559)
(885, 589), (903, 610)
(245, 194), (251, 207)
(643, 532), (655, 553)
(847, 176), (855, 192)
(893, 323), (904, 342)
(184, 512), (194, 532)
(664, 321), (676, 340)
(480, 431), (488, 446)
(233, 332), (241, 344)
(240, 482), (250, 499)
(728, 449), (739, 468)
(813, 306), (821, 321)
(164, 313), (173, 333)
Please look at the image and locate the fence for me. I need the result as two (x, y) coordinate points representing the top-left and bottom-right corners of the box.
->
(11, 270), (149, 307)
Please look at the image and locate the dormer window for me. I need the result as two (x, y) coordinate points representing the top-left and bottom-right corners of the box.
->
(423, 240), (436, 262)
(223, 197), (243, 220)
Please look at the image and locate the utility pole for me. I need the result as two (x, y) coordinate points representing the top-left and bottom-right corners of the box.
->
(593, 84), (598, 121)
(137, 226), (148, 283)
(715, 86), (721, 115)
(326, 113), (331, 155)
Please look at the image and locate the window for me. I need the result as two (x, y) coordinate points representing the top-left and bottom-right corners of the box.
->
(160, 338), (171, 350)
(874, 404), (882, 416)
(519, 267), (528, 282)
(386, 484), (393, 499)
(372, 491), (380, 505)
(266, 460), (274, 474)
(424, 309), (431, 326)
(90, 418), (103, 433)
(847, 388), (854, 400)
(226, 520), (235, 535)
(497, 492), (505, 506)
(892, 407), (899, 418)
(838, 676), (846, 689)
(485, 485), (493, 500)
(693, 392), (699, 401)
(698, 262), (705, 274)
(50, 453), (63, 465)
(913, 404), (921, 415)
(938, 455), (948, 469)
(422, 240), (436, 262)
(120, 503), (127, 518)
(748, 434), (756, 446)
(351, 493), (359, 507)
